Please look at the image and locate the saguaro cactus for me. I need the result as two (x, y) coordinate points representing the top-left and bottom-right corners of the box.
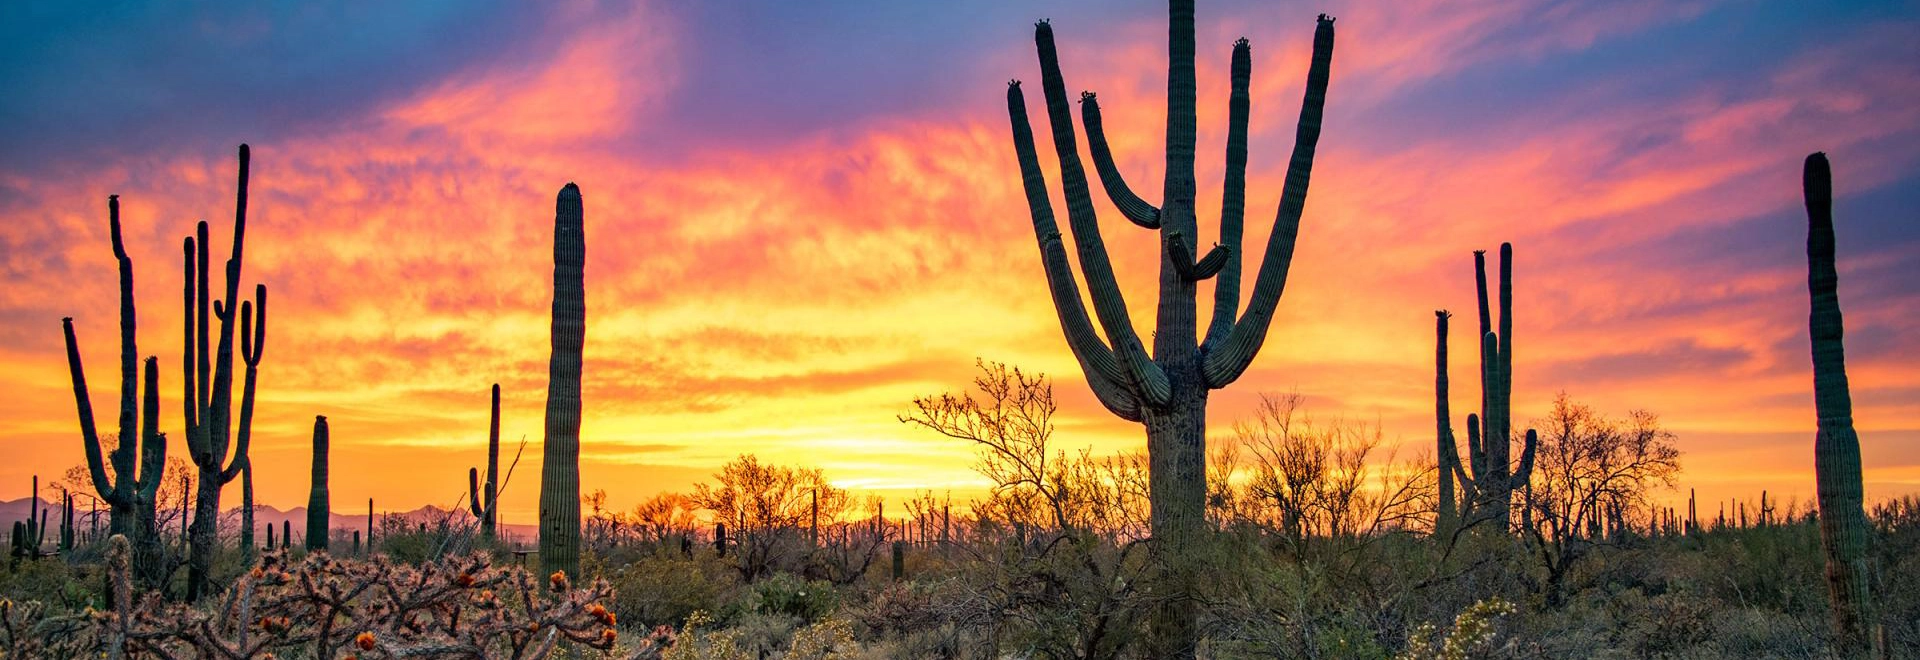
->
(1005, 3), (1335, 655)
(540, 183), (586, 581)
(61, 193), (168, 586)
(1803, 152), (1875, 656)
(469, 384), (501, 539)
(1439, 245), (1537, 531)
(307, 415), (330, 552)
(1435, 311), (1458, 533)
(183, 145), (268, 599)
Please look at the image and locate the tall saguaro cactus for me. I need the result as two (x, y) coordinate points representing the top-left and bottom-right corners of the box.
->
(469, 384), (501, 539)
(540, 184), (586, 581)
(1439, 245), (1537, 531)
(1435, 311), (1458, 534)
(62, 193), (168, 586)
(1803, 152), (1875, 657)
(183, 145), (268, 599)
(1005, 3), (1334, 655)
(307, 416), (330, 552)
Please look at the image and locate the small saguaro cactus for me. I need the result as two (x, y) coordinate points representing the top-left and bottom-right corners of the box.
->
(540, 184), (586, 582)
(1803, 152), (1876, 657)
(1435, 311), (1458, 534)
(1440, 245), (1538, 532)
(469, 384), (502, 539)
(307, 415), (330, 552)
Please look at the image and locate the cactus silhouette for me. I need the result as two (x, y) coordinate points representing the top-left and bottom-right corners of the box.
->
(182, 145), (268, 599)
(540, 184), (586, 581)
(1803, 152), (1875, 656)
(1004, 3), (1334, 654)
(1439, 245), (1537, 531)
(240, 458), (254, 556)
(468, 384), (501, 539)
(61, 193), (168, 585)
(308, 415), (330, 552)
(1435, 311), (1459, 534)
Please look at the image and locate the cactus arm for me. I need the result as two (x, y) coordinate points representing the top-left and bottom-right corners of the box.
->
(134, 358), (164, 497)
(64, 319), (118, 501)
(221, 286), (264, 483)
(1007, 81), (1147, 421)
(1466, 413), (1486, 483)
(1033, 21), (1171, 407)
(1203, 38), (1254, 351)
(196, 221), (210, 418)
(484, 384), (500, 532)
(1473, 249), (1492, 440)
(1167, 233), (1228, 281)
(1200, 15), (1334, 388)
(1510, 428), (1537, 491)
(468, 467), (485, 517)
(182, 236), (198, 443)
(1078, 92), (1161, 229)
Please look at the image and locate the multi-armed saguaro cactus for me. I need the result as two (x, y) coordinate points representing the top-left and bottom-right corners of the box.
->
(1803, 152), (1876, 657)
(182, 144), (268, 599)
(308, 416), (331, 552)
(10, 477), (47, 561)
(540, 184), (586, 581)
(1005, 2), (1334, 654)
(469, 384), (502, 539)
(1439, 245), (1538, 531)
(62, 193), (169, 584)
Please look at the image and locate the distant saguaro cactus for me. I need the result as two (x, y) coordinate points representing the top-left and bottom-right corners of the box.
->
(469, 384), (501, 539)
(182, 144), (269, 600)
(540, 184), (586, 581)
(1803, 152), (1876, 657)
(1440, 245), (1537, 532)
(61, 192), (168, 586)
(1435, 311), (1458, 534)
(307, 416), (330, 552)
(1005, 3), (1335, 654)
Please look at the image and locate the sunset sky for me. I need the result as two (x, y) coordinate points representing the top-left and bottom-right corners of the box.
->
(2, 0), (1916, 527)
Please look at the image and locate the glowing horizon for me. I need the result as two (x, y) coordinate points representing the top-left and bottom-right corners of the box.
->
(2, 0), (1916, 523)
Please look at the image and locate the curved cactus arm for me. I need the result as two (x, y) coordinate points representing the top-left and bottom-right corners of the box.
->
(1509, 428), (1537, 492)
(1167, 232), (1228, 281)
(1033, 22), (1171, 407)
(1465, 413), (1486, 484)
(1008, 81), (1148, 420)
(1078, 92), (1161, 229)
(1201, 15), (1335, 388)
(221, 285), (265, 483)
(63, 319), (118, 501)
(468, 467), (486, 518)
(135, 357), (165, 497)
(1204, 38), (1254, 350)
(182, 235), (198, 438)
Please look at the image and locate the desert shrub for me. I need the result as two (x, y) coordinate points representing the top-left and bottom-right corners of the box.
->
(610, 552), (740, 628)
(749, 572), (839, 623)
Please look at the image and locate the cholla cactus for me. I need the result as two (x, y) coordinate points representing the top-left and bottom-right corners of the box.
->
(102, 546), (662, 659)
(1397, 597), (1516, 660)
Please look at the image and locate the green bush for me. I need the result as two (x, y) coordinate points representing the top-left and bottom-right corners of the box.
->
(749, 572), (839, 623)
(609, 551), (739, 628)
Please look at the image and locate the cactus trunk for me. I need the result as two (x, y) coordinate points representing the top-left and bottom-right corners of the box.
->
(240, 459), (254, 556)
(539, 184), (586, 581)
(307, 416), (330, 552)
(1435, 311), (1459, 534)
(1803, 153), (1875, 657)
(1006, 3), (1334, 655)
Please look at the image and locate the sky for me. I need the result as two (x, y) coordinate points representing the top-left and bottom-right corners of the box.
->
(2, 0), (1916, 527)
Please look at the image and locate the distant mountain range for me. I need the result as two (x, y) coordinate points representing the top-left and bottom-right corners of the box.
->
(0, 498), (537, 547)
